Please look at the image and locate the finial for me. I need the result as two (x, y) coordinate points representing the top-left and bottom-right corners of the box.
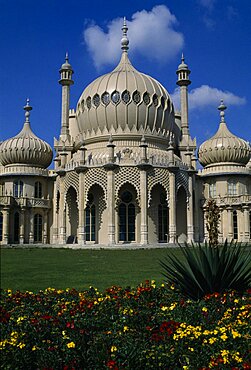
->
(121, 17), (129, 52)
(181, 53), (185, 63)
(218, 99), (227, 122)
(65, 52), (69, 63)
(24, 98), (32, 122)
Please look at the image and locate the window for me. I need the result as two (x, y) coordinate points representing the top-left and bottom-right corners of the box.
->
(34, 214), (43, 243)
(228, 180), (237, 196)
(35, 181), (42, 198)
(158, 193), (168, 242)
(233, 210), (238, 240)
(119, 191), (135, 242)
(13, 181), (23, 197)
(0, 212), (3, 241)
(85, 194), (95, 242)
(14, 212), (20, 243)
(209, 183), (216, 198)
(0, 183), (4, 196)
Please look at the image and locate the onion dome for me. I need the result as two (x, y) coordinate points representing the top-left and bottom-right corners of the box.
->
(76, 18), (176, 142)
(198, 101), (251, 167)
(0, 99), (53, 168)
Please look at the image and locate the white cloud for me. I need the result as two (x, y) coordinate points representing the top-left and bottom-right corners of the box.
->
(83, 5), (184, 69)
(171, 85), (246, 111)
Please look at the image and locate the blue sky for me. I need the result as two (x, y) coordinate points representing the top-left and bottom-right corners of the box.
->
(0, 0), (250, 157)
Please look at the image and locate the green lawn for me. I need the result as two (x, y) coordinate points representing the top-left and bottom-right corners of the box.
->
(0, 247), (183, 292)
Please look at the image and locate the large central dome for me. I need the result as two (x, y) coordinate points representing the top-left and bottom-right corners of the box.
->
(75, 20), (177, 144)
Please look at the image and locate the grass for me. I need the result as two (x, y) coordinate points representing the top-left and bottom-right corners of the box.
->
(0, 247), (184, 292)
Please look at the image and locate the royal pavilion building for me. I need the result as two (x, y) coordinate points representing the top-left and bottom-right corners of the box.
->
(0, 20), (250, 246)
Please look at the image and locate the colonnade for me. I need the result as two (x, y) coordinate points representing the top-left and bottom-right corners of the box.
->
(0, 207), (49, 244)
(54, 166), (195, 245)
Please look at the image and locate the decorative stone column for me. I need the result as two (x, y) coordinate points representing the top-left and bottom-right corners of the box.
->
(203, 208), (208, 242)
(187, 174), (194, 243)
(243, 206), (250, 242)
(78, 171), (86, 245)
(29, 210), (34, 244)
(169, 171), (177, 244)
(19, 208), (25, 244)
(137, 136), (150, 245)
(2, 208), (10, 244)
(227, 207), (233, 241)
(43, 210), (48, 244)
(59, 178), (66, 244)
(218, 207), (223, 243)
(52, 180), (59, 244)
(104, 136), (117, 245)
(140, 169), (148, 244)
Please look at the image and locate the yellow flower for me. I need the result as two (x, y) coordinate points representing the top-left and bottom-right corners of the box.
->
(111, 346), (117, 352)
(123, 326), (129, 332)
(220, 333), (228, 341)
(202, 307), (208, 312)
(188, 347), (194, 352)
(32, 346), (37, 351)
(209, 337), (217, 344)
(231, 329), (241, 338)
(161, 306), (168, 311)
(17, 342), (26, 349)
(67, 342), (75, 348)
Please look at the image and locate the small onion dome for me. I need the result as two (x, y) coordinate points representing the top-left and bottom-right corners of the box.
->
(76, 18), (177, 143)
(60, 52), (73, 71)
(198, 101), (251, 167)
(177, 53), (189, 70)
(0, 100), (53, 168)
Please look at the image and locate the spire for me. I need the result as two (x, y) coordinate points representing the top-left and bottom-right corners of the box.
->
(24, 98), (32, 124)
(218, 99), (227, 123)
(181, 52), (185, 64)
(121, 17), (129, 52)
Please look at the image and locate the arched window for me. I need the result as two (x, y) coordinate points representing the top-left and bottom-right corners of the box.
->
(158, 193), (168, 242)
(233, 210), (238, 240)
(119, 191), (135, 242)
(0, 212), (3, 241)
(34, 214), (43, 243)
(228, 180), (237, 196)
(14, 212), (20, 243)
(85, 193), (95, 242)
(35, 181), (42, 198)
(13, 181), (23, 197)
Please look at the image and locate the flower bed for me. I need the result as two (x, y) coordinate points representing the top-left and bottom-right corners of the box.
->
(1, 282), (250, 369)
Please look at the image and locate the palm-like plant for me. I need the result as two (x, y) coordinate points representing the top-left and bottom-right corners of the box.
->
(160, 241), (251, 300)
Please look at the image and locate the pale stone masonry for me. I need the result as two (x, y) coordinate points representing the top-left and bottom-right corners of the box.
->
(0, 20), (250, 245)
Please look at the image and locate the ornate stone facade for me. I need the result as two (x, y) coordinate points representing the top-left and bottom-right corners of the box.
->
(0, 21), (250, 245)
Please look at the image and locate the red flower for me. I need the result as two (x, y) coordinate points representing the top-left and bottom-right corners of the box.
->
(66, 321), (75, 329)
(106, 360), (119, 369)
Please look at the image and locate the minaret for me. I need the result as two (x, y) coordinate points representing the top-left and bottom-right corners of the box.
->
(59, 53), (74, 141)
(176, 54), (191, 137)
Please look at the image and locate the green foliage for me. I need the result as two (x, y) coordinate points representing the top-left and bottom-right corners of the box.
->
(160, 241), (251, 300)
(1, 284), (250, 369)
(205, 198), (220, 247)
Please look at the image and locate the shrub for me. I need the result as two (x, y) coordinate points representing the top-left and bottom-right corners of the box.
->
(160, 241), (251, 300)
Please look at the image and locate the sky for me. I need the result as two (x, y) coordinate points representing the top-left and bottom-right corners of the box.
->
(0, 0), (250, 159)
